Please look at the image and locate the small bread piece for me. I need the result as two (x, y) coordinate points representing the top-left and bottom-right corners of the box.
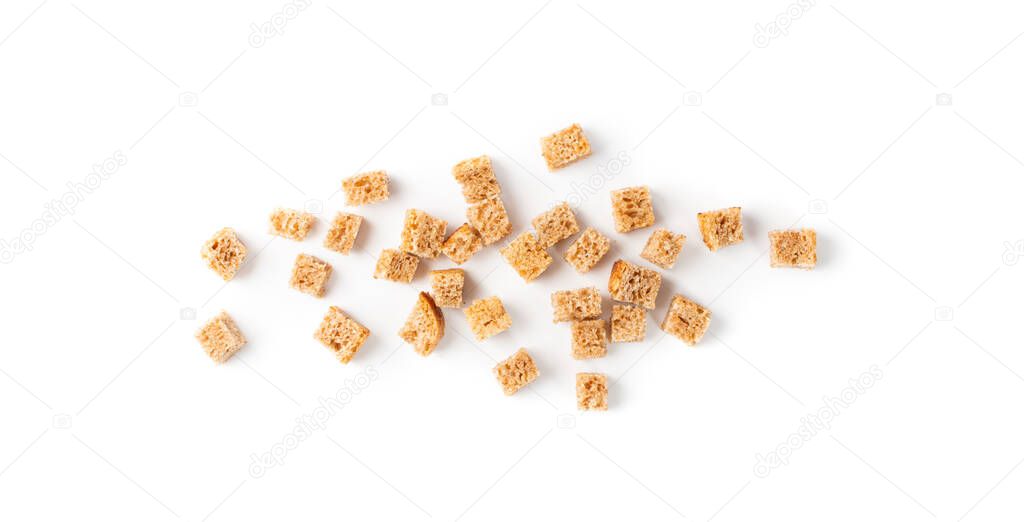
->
(493, 348), (539, 396)
(640, 228), (686, 269)
(576, 373), (608, 411)
(201, 227), (247, 281)
(290, 254), (332, 297)
(697, 207), (744, 251)
(564, 227), (611, 273)
(500, 232), (553, 282)
(400, 209), (447, 258)
(373, 248), (419, 283)
(323, 212), (362, 254)
(270, 208), (316, 241)
(441, 223), (483, 265)
(611, 305), (646, 343)
(551, 287), (602, 323)
(195, 311), (246, 363)
(315, 306), (370, 364)
(452, 155), (501, 203)
(430, 268), (465, 308)
(532, 202), (580, 248)
(571, 319), (608, 360)
(465, 296), (512, 341)
(769, 229), (817, 269)
(342, 170), (390, 206)
(607, 259), (661, 309)
(398, 292), (445, 356)
(467, 196), (512, 245)
(661, 294), (711, 346)
(610, 186), (655, 233)
(541, 123), (591, 170)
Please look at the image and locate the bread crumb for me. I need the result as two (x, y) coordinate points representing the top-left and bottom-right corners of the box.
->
(769, 229), (817, 269)
(441, 223), (484, 265)
(660, 294), (711, 346)
(201, 227), (247, 281)
(465, 296), (512, 341)
(342, 170), (390, 206)
(541, 123), (591, 170)
(551, 287), (601, 323)
(576, 372), (608, 410)
(290, 253), (332, 297)
(430, 268), (465, 308)
(607, 259), (661, 309)
(323, 212), (362, 254)
(452, 155), (501, 203)
(398, 292), (445, 356)
(195, 311), (246, 363)
(373, 248), (419, 283)
(571, 319), (608, 359)
(611, 304), (646, 343)
(467, 196), (512, 245)
(500, 232), (553, 282)
(697, 207), (743, 251)
(400, 209), (447, 258)
(532, 202), (580, 248)
(564, 227), (611, 273)
(493, 348), (539, 396)
(315, 306), (370, 364)
(270, 208), (316, 241)
(640, 228), (685, 269)
(610, 186), (655, 233)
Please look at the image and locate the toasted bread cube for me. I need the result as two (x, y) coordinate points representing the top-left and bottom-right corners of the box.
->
(201, 227), (247, 281)
(571, 319), (608, 360)
(611, 305), (646, 343)
(465, 296), (512, 341)
(430, 268), (465, 308)
(195, 311), (246, 363)
(608, 259), (661, 309)
(500, 232), (553, 282)
(399, 292), (445, 356)
(467, 196), (512, 245)
(541, 123), (592, 170)
(452, 155), (501, 203)
(400, 209), (447, 258)
(697, 207), (743, 251)
(576, 373), (608, 411)
(532, 202), (580, 248)
(641, 228), (685, 269)
(315, 306), (370, 364)
(270, 208), (316, 241)
(323, 212), (362, 254)
(661, 294), (711, 346)
(493, 348), (539, 396)
(769, 229), (817, 269)
(290, 254), (332, 297)
(610, 186), (655, 233)
(342, 170), (390, 206)
(564, 227), (611, 273)
(373, 248), (419, 283)
(441, 223), (484, 265)
(551, 287), (602, 323)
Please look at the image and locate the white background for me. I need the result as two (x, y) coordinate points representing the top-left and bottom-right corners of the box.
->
(1, 1), (1023, 520)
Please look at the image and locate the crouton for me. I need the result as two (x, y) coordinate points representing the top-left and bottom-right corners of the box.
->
(323, 212), (362, 254)
(430, 268), (465, 308)
(500, 232), (553, 282)
(493, 348), (539, 396)
(270, 208), (316, 241)
(400, 209), (447, 258)
(467, 196), (512, 245)
(398, 292), (445, 356)
(195, 311), (246, 363)
(551, 287), (602, 323)
(373, 248), (419, 283)
(290, 254), (332, 297)
(697, 207), (743, 251)
(564, 227), (611, 273)
(441, 223), (483, 265)
(342, 170), (390, 206)
(607, 259), (661, 309)
(610, 186), (655, 233)
(576, 373), (608, 411)
(769, 229), (817, 269)
(201, 227), (247, 281)
(661, 294), (711, 346)
(571, 319), (608, 360)
(610, 305), (646, 343)
(452, 155), (501, 203)
(532, 202), (580, 248)
(640, 228), (685, 269)
(465, 296), (512, 341)
(541, 123), (591, 170)
(315, 306), (370, 364)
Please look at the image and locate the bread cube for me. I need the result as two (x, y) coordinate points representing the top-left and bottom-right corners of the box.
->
(315, 306), (370, 364)
(290, 253), (332, 297)
(465, 296), (512, 341)
(640, 228), (685, 269)
(532, 202), (580, 248)
(195, 311), (246, 363)
(551, 287), (601, 323)
(398, 292), (445, 356)
(769, 229), (817, 269)
(270, 208), (316, 241)
(493, 348), (539, 396)
(571, 319), (608, 360)
(576, 373), (608, 411)
(697, 207), (744, 251)
(467, 196), (512, 245)
(323, 212), (362, 254)
(661, 294), (711, 346)
(541, 123), (591, 170)
(441, 223), (483, 265)
(373, 248), (419, 283)
(610, 186), (655, 233)
(611, 305), (646, 343)
(201, 227), (247, 281)
(342, 170), (389, 206)
(564, 227), (611, 273)
(400, 209), (447, 258)
(430, 268), (465, 308)
(607, 259), (661, 309)
(500, 232), (553, 282)
(452, 155), (501, 203)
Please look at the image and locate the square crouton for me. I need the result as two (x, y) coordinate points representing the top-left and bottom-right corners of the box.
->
(290, 254), (332, 297)
(576, 373), (608, 411)
(571, 319), (607, 360)
(465, 296), (512, 341)
(373, 248), (419, 283)
(201, 227), (247, 281)
(342, 170), (390, 206)
(452, 155), (501, 203)
(467, 196), (512, 245)
(270, 208), (316, 241)
(608, 259), (661, 309)
(661, 294), (711, 346)
(500, 232), (553, 282)
(697, 207), (744, 251)
(610, 186), (655, 233)
(541, 123), (591, 170)
(315, 306), (370, 364)
(430, 269), (465, 308)
(641, 228), (686, 269)
(769, 229), (817, 269)
(551, 287), (601, 323)
(564, 227), (611, 273)
(441, 223), (484, 265)
(399, 292), (445, 356)
(493, 348), (539, 396)
(195, 311), (246, 363)
(532, 202), (580, 248)
(400, 209), (447, 258)
(611, 305), (646, 343)
(323, 212), (362, 254)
